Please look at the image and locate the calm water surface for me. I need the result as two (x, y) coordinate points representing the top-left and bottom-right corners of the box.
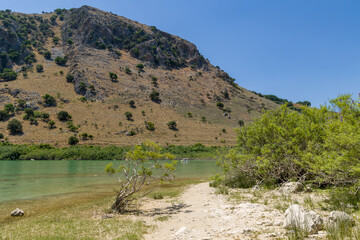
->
(0, 160), (218, 202)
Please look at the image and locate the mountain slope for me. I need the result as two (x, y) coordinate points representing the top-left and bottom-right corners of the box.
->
(0, 6), (279, 146)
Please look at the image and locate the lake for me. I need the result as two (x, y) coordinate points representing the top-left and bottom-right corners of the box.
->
(0, 160), (218, 203)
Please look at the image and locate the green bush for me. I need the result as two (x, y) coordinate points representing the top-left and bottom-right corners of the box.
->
(238, 120), (244, 127)
(129, 100), (135, 108)
(145, 121), (155, 131)
(43, 50), (51, 60)
(36, 64), (44, 73)
(167, 120), (177, 130)
(109, 72), (118, 82)
(0, 68), (17, 81)
(54, 56), (67, 66)
(24, 53), (36, 64)
(57, 111), (71, 121)
(7, 119), (23, 135)
(53, 36), (59, 45)
(67, 39), (73, 45)
(4, 103), (14, 113)
(216, 102), (224, 109)
(124, 67), (131, 75)
(0, 110), (9, 121)
(48, 120), (55, 129)
(23, 108), (34, 120)
(66, 73), (74, 82)
(125, 111), (133, 121)
(150, 91), (161, 103)
(68, 136), (79, 146)
(42, 94), (56, 107)
(136, 63), (144, 71)
(0, 133), (4, 139)
(217, 95), (360, 187)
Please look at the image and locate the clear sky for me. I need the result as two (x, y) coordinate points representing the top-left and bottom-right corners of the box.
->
(3, 0), (360, 107)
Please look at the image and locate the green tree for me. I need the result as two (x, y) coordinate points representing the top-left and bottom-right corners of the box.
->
(42, 94), (56, 107)
(0, 68), (17, 81)
(136, 63), (144, 71)
(24, 108), (34, 120)
(105, 141), (176, 212)
(48, 120), (55, 129)
(54, 56), (67, 66)
(53, 36), (59, 45)
(0, 110), (9, 121)
(43, 50), (52, 60)
(36, 64), (44, 72)
(7, 119), (23, 135)
(129, 100), (136, 108)
(109, 72), (118, 82)
(238, 120), (244, 127)
(4, 103), (14, 113)
(125, 111), (133, 121)
(66, 73), (74, 82)
(68, 136), (79, 145)
(0, 133), (4, 139)
(150, 91), (161, 103)
(167, 120), (177, 130)
(145, 121), (155, 131)
(57, 111), (71, 121)
(216, 102), (224, 109)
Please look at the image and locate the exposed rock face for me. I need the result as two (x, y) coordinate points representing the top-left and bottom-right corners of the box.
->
(283, 204), (323, 234)
(11, 208), (24, 216)
(329, 211), (355, 226)
(61, 6), (209, 70)
(279, 182), (304, 194)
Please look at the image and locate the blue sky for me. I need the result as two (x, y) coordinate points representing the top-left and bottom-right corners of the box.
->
(3, 0), (360, 107)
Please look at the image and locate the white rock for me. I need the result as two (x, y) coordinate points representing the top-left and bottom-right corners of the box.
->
(329, 211), (355, 226)
(283, 204), (323, 234)
(175, 227), (188, 235)
(11, 208), (24, 217)
(279, 182), (304, 193)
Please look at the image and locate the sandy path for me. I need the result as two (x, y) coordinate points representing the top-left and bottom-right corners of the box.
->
(143, 182), (286, 240)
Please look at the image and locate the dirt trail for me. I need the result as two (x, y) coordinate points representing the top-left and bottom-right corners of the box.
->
(143, 182), (286, 240)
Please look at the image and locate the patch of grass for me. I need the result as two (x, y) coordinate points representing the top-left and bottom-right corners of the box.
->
(155, 215), (171, 222)
(326, 220), (359, 240)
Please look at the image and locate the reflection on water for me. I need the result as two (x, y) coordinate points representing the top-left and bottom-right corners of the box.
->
(0, 160), (218, 202)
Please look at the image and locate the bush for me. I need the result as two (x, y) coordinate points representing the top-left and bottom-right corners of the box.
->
(167, 120), (177, 130)
(0, 110), (9, 121)
(53, 36), (59, 45)
(124, 67), (131, 74)
(68, 136), (79, 146)
(216, 102), (224, 109)
(7, 119), (23, 135)
(0, 68), (17, 81)
(67, 39), (73, 45)
(105, 141), (176, 212)
(4, 103), (14, 113)
(57, 111), (71, 121)
(0, 133), (3, 139)
(238, 120), (244, 127)
(42, 94), (56, 107)
(48, 120), (55, 129)
(23, 108), (34, 120)
(217, 94), (360, 187)
(125, 111), (133, 121)
(54, 56), (67, 66)
(145, 121), (155, 131)
(43, 50), (51, 60)
(36, 64), (44, 72)
(150, 91), (161, 103)
(24, 53), (36, 64)
(66, 73), (74, 82)
(109, 72), (118, 82)
(129, 100), (135, 108)
(136, 63), (144, 71)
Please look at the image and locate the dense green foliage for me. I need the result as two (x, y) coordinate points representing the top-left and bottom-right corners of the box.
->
(217, 95), (360, 187)
(36, 64), (44, 72)
(149, 91), (161, 103)
(0, 68), (18, 81)
(109, 72), (118, 81)
(54, 56), (67, 66)
(7, 119), (23, 135)
(167, 120), (177, 130)
(0, 142), (222, 160)
(57, 111), (71, 121)
(43, 94), (56, 106)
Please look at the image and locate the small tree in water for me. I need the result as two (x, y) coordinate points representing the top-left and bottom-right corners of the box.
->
(105, 141), (177, 212)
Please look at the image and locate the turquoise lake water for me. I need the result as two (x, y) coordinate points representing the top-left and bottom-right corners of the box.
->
(0, 160), (218, 202)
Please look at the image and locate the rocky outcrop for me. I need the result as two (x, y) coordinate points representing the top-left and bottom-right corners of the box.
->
(11, 208), (24, 216)
(61, 6), (209, 70)
(284, 204), (323, 234)
(279, 182), (304, 194)
(329, 211), (355, 226)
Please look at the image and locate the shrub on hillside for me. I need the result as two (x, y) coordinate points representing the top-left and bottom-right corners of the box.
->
(54, 56), (67, 66)
(57, 111), (71, 121)
(145, 121), (155, 131)
(7, 119), (23, 135)
(68, 136), (79, 146)
(0, 68), (17, 81)
(167, 120), (177, 130)
(150, 91), (161, 103)
(125, 111), (133, 121)
(0, 110), (9, 121)
(43, 94), (56, 107)
(109, 72), (118, 82)
(43, 50), (51, 60)
(66, 73), (74, 82)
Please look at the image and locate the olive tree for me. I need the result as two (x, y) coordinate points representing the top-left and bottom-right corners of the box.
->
(105, 141), (177, 212)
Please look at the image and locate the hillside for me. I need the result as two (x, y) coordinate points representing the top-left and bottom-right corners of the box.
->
(0, 6), (280, 147)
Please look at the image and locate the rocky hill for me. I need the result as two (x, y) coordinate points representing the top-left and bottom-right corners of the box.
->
(0, 6), (280, 146)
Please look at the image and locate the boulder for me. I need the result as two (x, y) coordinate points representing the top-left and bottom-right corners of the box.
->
(279, 182), (304, 193)
(284, 204), (323, 234)
(329, 211), (355, 226)
(11, 208), (24, 217)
